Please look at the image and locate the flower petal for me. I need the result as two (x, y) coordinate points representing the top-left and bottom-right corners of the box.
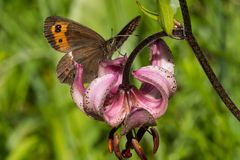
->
(132, 66), (177, 118)
(121, 107), (156, 135)
(139, 83), (161, 99)
(103, 90), (129, 127)
(131, 88), (167, 119)
(98, 57), (127, 76)
(71, 63), (85, 111)
(83, 74), (118, 120)
(135, 65), (177, 95)
(150, 39), (174, 73)
(98, 57), (126, 93)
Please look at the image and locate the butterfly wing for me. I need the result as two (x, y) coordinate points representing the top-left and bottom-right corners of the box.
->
(105, 16), (141, 54)
(56, 53), (76, 84)
(44, 16), (105, 53)
(56, 48), (103, 84)
(72, 47), (104, 83)
(44, 16), (107, 84)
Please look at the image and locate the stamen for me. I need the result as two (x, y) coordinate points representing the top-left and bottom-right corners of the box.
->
(136, 127), (148, 142)
(113, 135), (124, 160)
(108, 128), (118, 153)
(132, 139), (147, 160)
(150, 127), (159, 154)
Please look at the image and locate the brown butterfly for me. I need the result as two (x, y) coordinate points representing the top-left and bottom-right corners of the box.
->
(44, 16), (141, 84)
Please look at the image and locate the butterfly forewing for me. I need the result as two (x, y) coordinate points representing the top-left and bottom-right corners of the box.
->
(44, 16), (105, 53)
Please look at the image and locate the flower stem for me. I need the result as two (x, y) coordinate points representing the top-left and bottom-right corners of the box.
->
(122, 32), (167, 86)
(179, 0), (240, 121)
(122, 28), (184, 87)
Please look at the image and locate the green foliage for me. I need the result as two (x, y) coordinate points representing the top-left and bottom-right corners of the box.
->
(0, 0), (240, 159)
(137, 0), (175, 36)
(157, 0), (174, 36)
(136, 1), (159, 21)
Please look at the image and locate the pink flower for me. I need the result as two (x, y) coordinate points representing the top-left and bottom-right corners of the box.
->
(70, 39), (177, 159)
(71, 39), (176, 127)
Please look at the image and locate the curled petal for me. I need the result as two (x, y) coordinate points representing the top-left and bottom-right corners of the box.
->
(98, 57), (126, 93)
(98, 57), (127, 76)
(150, 39), (174, 73)
(140, 83), (161, 99)
(135, 65), (176, 96)
(121, 107), (156, 135)
(140, 39), (176, 98)
(132, 89), (167, 119)
(83, 74), (118, 120)
(103, 90), (129, 127)
(71, 63), (86, 111)
(132, 66), (177, 118)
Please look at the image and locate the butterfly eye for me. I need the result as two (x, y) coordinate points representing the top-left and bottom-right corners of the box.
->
(55, 25), (62, 33)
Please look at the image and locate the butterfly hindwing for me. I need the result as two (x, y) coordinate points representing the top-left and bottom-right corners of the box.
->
(72, 48), (104, 82)
(56, 53), (76, 84)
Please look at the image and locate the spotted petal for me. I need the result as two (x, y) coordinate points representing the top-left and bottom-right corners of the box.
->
(98, 57), (126, 93)
(71, 63), (86, 112)
(132, 65), (176, 118)
(121, 107), (156, 135)
(140, 39), (176, 98)
(83, 74), (118, 120)
(150, 39), (174, 73)
(103, 90), (129, 127)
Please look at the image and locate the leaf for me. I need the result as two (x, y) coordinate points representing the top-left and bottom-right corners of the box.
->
(170, 0), (180, 13)
(136, 1), (159, 21)
(157, 0), (174, 36)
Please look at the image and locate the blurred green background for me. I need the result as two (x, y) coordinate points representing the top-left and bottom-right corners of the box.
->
(0, 0), (240, 159)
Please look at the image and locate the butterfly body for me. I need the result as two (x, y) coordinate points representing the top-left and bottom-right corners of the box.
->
(44, 16), (140, 84)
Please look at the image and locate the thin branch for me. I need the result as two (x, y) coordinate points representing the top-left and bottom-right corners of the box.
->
(179, 0), (240, 121)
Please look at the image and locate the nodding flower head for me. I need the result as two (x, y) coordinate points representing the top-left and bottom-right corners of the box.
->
(70, 39), (177, 159)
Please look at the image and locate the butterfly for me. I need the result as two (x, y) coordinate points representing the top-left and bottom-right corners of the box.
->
(44, 16), (141, 84)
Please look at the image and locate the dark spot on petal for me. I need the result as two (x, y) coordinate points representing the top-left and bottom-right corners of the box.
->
(58, 39), (62, 43)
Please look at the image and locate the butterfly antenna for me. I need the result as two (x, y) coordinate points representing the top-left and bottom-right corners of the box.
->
(115, 34), (139, 38)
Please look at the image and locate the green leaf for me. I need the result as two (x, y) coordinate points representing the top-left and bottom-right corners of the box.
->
(157, 0), (174, 36)
(170, 0), (179, 13)
(136, 1), (159, 21)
